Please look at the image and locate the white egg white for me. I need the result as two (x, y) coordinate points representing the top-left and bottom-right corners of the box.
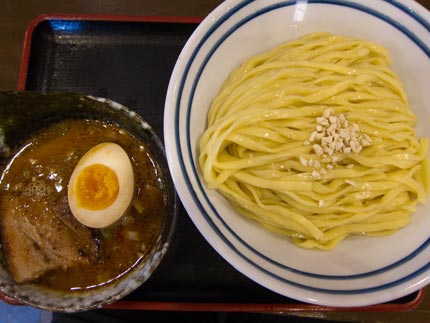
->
(68, 142), (134, 228)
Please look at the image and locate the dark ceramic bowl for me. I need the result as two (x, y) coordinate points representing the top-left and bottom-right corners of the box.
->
(0, 91), (177, 312)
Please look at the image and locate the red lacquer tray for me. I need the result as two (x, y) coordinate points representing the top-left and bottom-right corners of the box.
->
(0, 14), (425, 313)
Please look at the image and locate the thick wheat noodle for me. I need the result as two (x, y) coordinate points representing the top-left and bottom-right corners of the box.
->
(199, 32), (428, 250)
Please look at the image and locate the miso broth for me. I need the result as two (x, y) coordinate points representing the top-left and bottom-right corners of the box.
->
(0, 119), (166, 291)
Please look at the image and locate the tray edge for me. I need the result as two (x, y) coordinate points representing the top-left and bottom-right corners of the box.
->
(17, 13), (203, 91)
(8, 12), (426, 313)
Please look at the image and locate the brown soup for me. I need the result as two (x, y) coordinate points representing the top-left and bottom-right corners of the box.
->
(0, 119), (166, 291)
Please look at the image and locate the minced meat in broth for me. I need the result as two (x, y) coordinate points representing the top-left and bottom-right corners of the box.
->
(0, 119), (165, 291)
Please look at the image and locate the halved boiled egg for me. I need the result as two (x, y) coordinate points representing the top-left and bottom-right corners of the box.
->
(68, 142), (134, 228)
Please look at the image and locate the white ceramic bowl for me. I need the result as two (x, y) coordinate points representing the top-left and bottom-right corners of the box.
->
(164, 0), (430, 307)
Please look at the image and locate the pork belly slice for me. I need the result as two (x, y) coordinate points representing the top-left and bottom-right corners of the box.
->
(0, 195), (100, 284)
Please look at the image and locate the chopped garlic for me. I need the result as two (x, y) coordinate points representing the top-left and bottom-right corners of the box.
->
(329, 116), (338, 124)
(300, 156), (308, 167)
(306, 108), (372, 159)
(312, 170), (320, 179)
(302, 108), (372, 176)
(313, 144), (324, 156)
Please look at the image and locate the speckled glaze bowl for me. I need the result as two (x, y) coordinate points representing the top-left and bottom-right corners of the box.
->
(0, 91), (177, 312)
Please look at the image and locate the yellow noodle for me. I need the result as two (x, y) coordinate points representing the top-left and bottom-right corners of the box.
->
(199, 32), (428, 250)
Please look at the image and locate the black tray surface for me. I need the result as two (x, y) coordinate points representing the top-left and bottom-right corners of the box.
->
(23, 18), (418, 306)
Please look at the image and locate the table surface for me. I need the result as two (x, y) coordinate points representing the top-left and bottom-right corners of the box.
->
(0, 1), (429, 322)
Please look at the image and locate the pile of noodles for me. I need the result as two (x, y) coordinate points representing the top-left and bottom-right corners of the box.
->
(199, 33), (428, 250)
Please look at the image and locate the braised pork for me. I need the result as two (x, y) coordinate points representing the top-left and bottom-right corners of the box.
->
(0, 194), (100, 284)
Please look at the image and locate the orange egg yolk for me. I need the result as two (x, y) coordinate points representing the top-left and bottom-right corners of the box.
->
(74, 164), (119, 210)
